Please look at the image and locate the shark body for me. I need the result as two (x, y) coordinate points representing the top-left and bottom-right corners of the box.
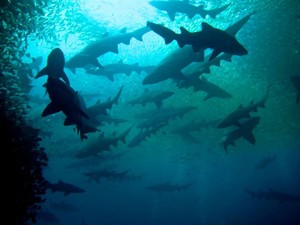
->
(127, 89), (174, 108)
(222, 116), (261, 153)
(46, 179), (86, 196)
(217, 85), (270, 128)
(66, 26), (150, 73)
(147, 21), (248, 60)
(245, 188), (300, 203)
(149, 1), (230, 21)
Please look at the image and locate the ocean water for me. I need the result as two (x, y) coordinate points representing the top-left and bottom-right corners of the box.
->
(2, 0), (300, 225)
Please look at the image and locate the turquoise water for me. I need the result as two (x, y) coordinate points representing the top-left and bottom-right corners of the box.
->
(3, 0), (300, 224)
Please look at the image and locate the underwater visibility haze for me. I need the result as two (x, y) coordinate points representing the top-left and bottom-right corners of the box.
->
(1, 0), (300, 225)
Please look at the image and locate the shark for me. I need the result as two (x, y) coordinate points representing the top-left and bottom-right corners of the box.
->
(145, 182), (192, 193)
(136, 106), (197, 130)
(42, 77), (99, 140)
(65, 26), (150, 73)
(127, 89), (174, 108)
(86, 62), (155, 82)
(245, 188), (300, 203)
(217, 85), (270, 129)
(255, 155), (276, 169)
(171, 119), (220, 143)
(85, 85), (123, 116)
(180, 53), (233, 77)
(177, 75), (232, 100)
(143, 12), (254, 85)
(222, 116), (261, 153)
(75, 126), (132, 159)
(149, 1), (230, 21)
(128, 122), (166, 148)
(83, 169), (129, 183)
(35, 48), (70, 85)
(46, 179), (86, 196)
(147, 20), (248, 60)
(143, 46), (204, 85)
(290, 75), (300, 103)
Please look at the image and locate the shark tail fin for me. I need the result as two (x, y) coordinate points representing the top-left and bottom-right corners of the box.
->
(207, 3), (231, 19)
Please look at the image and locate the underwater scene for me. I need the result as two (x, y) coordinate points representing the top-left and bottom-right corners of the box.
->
(2, 0), (300, 225)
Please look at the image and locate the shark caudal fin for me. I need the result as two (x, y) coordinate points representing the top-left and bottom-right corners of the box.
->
(147, 21), (176, 45)
(206, 3), (231, 19)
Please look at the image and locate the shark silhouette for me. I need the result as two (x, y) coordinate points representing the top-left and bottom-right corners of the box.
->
(255, 155), (276, 169)
(75, 126), (132, 158)
(147, 20), (248, 60)
(127, 89), (174, 108)
(222, 116), (261, 153)
(143, 12), (254, 85)
(149, 1), (230, 21)
(66, 26), (150, 73)
(245, 188), (300, 203)
(42, 77), (99, 140)
(35, 48), (70, 85)
(46, 179), (86, 196)
(217, 85), (270, 128)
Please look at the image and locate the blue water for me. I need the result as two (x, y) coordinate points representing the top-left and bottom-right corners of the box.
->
(22, 0), (300, 225)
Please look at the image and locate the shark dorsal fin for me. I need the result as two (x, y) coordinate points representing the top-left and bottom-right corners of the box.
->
(180, 27), (190, 35)
(58, 179), (63, 184)
(202, 22), (214, 32)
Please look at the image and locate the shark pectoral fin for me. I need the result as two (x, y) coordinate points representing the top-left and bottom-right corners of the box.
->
(243, 132), (256, 144)
(195, 50), (205, 62)
(168, 11), (176, 21)
(173, 71), (187, 81)
(64, 117), (76, 126)
(61, 71), (70, 86)
(69, 68), (77, 74)
(35, 67), (48, 79)
(105, 74), (115, 82)
(79, 108), (90, 119)
(204, 67), (211, 74)
(154, 100), (162, 108)
(42, 102), (61, 117)
(111, 45), (119, 54)
(92, 59), (104, 69)
(203, 94), (212, 101)
(209, 50), (222, 61)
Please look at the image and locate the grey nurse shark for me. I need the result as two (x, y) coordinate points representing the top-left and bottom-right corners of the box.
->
(66, 26), (150, 73)
(75, 126), (132, 159)
(143, 12), (254, 85)
(149, 1), (230, 21)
